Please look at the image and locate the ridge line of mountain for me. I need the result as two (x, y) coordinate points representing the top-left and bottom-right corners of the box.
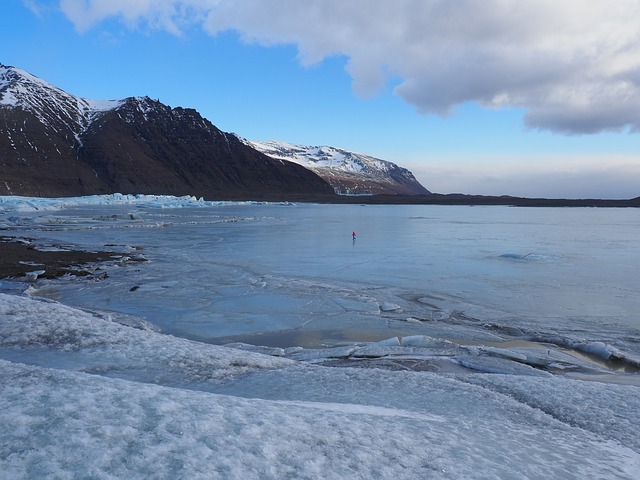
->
(1, 63), (637, 204)
(244, 139), (430, 196)
(0, 63), (429, 198)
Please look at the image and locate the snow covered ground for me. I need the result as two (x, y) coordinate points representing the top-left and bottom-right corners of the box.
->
(1, 195), (639, 478)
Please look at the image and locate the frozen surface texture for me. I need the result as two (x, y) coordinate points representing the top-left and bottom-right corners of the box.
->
(1, 196), (640, 478)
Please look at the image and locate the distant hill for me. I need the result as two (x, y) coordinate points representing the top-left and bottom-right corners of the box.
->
(247, 140), (430, 196)
(0, 64), (334, 198)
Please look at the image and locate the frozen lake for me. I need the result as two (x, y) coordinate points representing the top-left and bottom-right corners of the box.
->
(1, 195), (640, 478)
(7, 200), (640, 356)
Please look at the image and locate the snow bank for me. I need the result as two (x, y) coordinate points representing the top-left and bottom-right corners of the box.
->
(2, 295), (640, 478)
(2, 358), (640, 479)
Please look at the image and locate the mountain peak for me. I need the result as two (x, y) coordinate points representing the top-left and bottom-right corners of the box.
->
(0, 64), (126, 139)
(1, 64), (76, 109)
(0, 63), (426, 198)
(0, 66), (163, 119)
(0, 64), (334, 198)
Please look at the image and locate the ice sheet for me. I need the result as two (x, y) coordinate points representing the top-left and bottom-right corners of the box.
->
(2, 196), (640, 477)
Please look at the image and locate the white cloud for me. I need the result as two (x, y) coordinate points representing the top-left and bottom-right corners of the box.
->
(58, 0), (200, 35)
(56, 0), (640, 134)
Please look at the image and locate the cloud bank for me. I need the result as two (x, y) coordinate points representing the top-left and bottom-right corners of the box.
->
(409, 154), (640, 199)
(56, 0), (640, 134)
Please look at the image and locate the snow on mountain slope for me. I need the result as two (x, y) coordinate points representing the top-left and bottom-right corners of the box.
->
(0, 64), (334, 198)
(248, 140), (430, 195)
(1, 63), (429, 197)
(251, 140), (386, 173)
(0, 64), (122, 142)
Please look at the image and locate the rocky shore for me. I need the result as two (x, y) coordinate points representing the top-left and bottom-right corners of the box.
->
(0, 237), (120, 280)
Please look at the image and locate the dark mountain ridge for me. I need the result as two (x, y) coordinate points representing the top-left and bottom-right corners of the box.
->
(0, 64), (334, 198)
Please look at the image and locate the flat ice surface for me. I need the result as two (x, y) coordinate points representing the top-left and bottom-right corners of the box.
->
(1, 195), (640, 478)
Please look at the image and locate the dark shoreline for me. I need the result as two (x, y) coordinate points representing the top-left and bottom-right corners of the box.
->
(213, 192), (640, 208)
(0, 237), (122, 281)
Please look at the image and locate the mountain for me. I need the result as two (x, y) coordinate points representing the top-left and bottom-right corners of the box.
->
(247, 140), (430, 196)
(0, 64), (334, 198)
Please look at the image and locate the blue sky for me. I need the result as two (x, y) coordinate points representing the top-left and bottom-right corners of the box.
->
(2, 0), (640, 198)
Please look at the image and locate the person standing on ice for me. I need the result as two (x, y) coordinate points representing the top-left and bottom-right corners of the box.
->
(352, 231), (357, 240)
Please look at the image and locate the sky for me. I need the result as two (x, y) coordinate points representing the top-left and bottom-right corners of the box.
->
(2, 0), (640, 199)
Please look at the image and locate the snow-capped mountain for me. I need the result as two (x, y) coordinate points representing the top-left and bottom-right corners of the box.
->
(248, 140), (430, 196)
(0, 65), (122, 148)
(0, 64), (333, 198)
(0, 63), (429, 199)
